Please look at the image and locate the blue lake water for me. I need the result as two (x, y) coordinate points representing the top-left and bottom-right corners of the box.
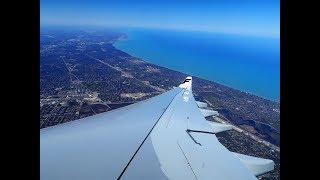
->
(114, 28), (280, 102)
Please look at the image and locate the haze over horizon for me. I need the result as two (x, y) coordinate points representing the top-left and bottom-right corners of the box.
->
(41, 0), (279, 38)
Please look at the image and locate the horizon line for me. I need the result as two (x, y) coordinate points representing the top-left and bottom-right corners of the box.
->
(40, 23), (280, 39)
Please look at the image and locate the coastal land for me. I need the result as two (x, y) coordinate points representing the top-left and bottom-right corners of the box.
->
(40, 28), (280, 179)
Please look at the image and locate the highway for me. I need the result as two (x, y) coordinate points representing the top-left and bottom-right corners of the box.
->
(86, 54), (166, 92)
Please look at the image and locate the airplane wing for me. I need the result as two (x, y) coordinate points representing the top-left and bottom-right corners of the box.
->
(40, 76), (274, 180)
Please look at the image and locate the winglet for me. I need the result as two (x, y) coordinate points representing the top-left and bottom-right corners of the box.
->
(179, 76), (192, 90)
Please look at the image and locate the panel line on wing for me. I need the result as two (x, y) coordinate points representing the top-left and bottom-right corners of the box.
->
(177, 141), (199, 180)
(117, 89), (183, 180)
(166, 89), (186, 128)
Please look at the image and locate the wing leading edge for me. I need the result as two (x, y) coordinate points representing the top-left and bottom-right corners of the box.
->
(40, 76), (274, 180)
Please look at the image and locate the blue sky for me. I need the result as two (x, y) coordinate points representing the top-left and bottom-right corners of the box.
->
(41, 0), (279, 37)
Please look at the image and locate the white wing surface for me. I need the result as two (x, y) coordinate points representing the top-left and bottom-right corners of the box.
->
(40, 76), (274, 180)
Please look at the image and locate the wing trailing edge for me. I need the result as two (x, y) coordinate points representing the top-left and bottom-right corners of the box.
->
(233, 152), (275, 176)
(207, 121), (233, 133)
(196, 101), (207, 108)
(199, 108), (219, 117)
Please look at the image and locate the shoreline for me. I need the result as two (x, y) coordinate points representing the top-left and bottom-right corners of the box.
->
(112, 35), (280, 104)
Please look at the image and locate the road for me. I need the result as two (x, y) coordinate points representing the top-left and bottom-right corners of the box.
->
(212, 115), (280, 152)
(86, 54), (166, 92)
